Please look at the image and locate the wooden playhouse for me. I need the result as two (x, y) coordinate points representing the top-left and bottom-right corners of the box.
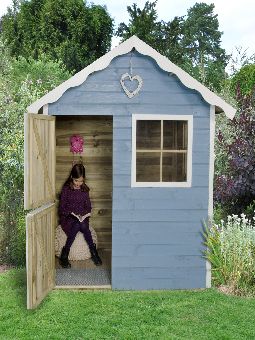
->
(24, 36), (236, 309)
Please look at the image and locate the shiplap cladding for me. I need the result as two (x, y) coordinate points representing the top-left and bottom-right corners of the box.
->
(49, 51), (210, 289)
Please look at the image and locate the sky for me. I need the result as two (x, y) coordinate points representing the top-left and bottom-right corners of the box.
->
(1, 0), (255, 60)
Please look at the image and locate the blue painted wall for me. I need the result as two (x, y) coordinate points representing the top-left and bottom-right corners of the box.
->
(49, 52), (210, 289)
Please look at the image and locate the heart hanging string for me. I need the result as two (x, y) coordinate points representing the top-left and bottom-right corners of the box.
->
(130, 49), (133, 77)
(70, 134), (84, 166)
(120, 50), (143, 98)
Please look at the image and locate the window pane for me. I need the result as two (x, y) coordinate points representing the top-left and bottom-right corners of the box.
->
(163, 120), (187, 150)
(162, 152), (187, 182)
(136, 152), (160, 182)
(136, 120), (161, 150)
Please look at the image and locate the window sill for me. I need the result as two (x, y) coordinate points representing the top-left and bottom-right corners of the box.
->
(131, 181), (192, 188)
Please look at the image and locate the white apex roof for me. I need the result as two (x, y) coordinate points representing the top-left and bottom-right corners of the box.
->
(27, 35), (236, 119)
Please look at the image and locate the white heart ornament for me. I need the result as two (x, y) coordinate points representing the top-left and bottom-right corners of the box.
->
(120, 73), (143, 98)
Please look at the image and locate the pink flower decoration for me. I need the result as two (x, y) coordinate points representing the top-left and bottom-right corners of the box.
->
(70, 135), (84, 154)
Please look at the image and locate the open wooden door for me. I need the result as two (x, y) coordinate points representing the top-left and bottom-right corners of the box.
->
(26, 203), (55, 309)
(24, 113), (56, 309)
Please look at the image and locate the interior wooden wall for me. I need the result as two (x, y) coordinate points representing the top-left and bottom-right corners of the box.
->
(55, 116), (112, 250)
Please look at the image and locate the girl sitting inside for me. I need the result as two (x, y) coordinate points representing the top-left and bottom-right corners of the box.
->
(58, 163), (102, 268)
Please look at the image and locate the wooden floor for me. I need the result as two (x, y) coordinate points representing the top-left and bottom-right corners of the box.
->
(55, 248), (112, 270)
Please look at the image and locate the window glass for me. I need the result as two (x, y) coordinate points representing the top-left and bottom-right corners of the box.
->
(136, 120), (161, 149)
(162, 153), (187, 182)
(136, 152), (160, 182)
(163, 120), (187, 150)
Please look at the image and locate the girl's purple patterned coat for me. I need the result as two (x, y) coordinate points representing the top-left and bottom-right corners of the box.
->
(58, 185), (92, 235)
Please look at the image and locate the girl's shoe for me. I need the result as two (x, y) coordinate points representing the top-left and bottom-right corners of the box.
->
(59, 247), (71, 268)
(90, 244), (102, 266)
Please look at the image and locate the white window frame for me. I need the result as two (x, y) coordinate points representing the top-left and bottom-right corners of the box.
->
(131, 114), (193, 187)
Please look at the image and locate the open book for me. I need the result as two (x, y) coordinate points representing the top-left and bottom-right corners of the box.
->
(71, 212), (91, 222)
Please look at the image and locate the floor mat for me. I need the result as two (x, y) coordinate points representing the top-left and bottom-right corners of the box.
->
(56, 268), (111, 286)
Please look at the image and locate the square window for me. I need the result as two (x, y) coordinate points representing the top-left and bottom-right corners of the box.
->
(132, 115), (192, 187)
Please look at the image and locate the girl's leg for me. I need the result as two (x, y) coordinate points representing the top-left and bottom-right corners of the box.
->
(60, 221), (81, 268)
(79, 219), (94, 248)
(64, 221), (80, 252)
(79, 219), (102, 265)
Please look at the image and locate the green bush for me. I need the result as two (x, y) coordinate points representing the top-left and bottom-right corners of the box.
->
(204, 213), (255, 294)
(211, 203), (228, 225)
(0, 209), (26, 266)
(0, 40), (71, 266)
(1, 0), (113, 72)
(231, 64), (255, 98)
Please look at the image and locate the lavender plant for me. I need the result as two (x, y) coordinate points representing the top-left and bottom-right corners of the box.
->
(204, 213), (255, 293)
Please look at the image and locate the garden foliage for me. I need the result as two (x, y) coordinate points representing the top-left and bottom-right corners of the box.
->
(0, 41), (71, 265)
(231, 64), (255, 109)
(214, 61), (255, 215)
(204, 214), (255, 294)
(117, 1), (228, 91)
(214, 108), (255, 214)
(1, 0), (114, 72)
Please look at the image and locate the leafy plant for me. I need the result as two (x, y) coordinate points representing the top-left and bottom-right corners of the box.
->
(203, 223), (225, 286)
(214, 107), (255, 215)
(0, 209), (26, 266)
(1, 0), (114, 72)
(229, 46), (255, 76)
(211, 203), (228, 225)
(231, 64), (255, 109)
(204, 213), (255, 293)
(231, 64), (255, 96)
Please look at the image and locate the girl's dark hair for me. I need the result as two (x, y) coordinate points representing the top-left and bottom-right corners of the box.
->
(64, 163), (90, 192)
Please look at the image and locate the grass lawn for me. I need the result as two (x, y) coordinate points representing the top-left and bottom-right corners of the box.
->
(1, 268), (255, 339)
